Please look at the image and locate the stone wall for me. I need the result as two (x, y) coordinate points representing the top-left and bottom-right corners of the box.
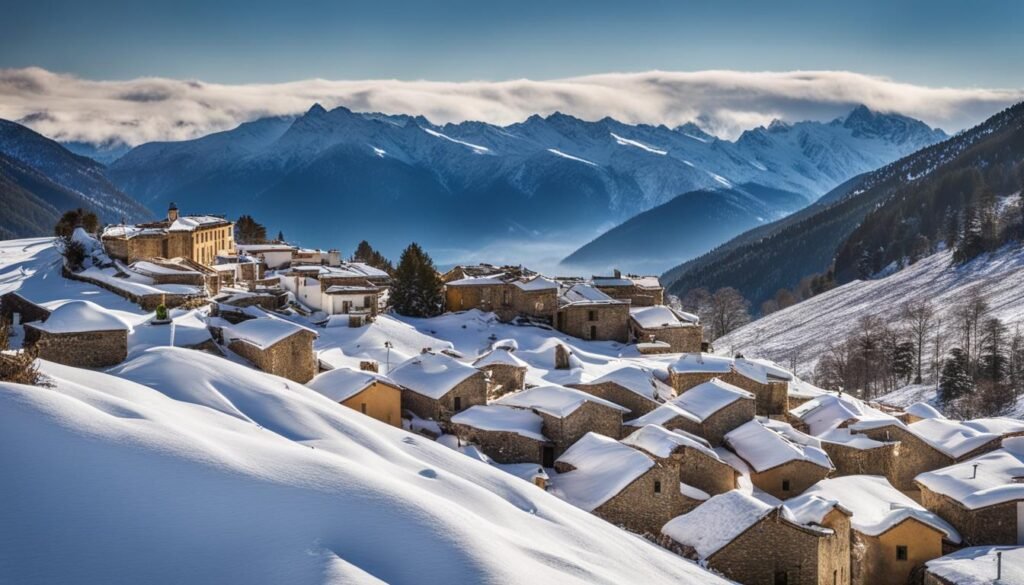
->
(591, 463), (684, 535)
(821, 440), (898, 479)
(677, 448), (738, 496)
(445, 284), (556, 323)
(750, 460), (832, 500)
(480, 363), (526, 397)
(63, 267), (204, 311)
(918, 486), (1020, 546)
(670, 370), (789, 416)
(23, 326), (127, 368)
(697, 397), (756, 446)
(401, 372), (487, 421)
(595, 285), (664, 307)
(556, 304), (630, 342)
(630, 322), (704, 353)
(568, 381), (660, 417)
(541, 401), (623, 456)
(449, 426), (549, 464)
(228, 330), (317, 383)
(0, 292), (52, 324)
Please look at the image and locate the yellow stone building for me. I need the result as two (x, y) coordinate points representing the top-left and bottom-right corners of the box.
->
(101, 202), (235, 266)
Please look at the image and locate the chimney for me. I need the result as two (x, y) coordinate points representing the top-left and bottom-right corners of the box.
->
(167, 202), (179, 222)
(359, 360), (379, 373)
(613, 268), (621, 279)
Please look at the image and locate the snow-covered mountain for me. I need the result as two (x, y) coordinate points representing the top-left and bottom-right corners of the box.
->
(104, 105), (945, 262)
(0, 119), (152, 236)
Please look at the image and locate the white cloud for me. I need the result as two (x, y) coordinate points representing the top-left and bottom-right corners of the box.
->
(1, 67), (1020, 146)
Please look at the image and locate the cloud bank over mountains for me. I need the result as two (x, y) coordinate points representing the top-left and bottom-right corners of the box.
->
(2, 67), (1020, 146)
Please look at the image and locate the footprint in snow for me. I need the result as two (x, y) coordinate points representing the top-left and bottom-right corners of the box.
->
(402, 437), (417, 445)
(418, 469), (438, 479)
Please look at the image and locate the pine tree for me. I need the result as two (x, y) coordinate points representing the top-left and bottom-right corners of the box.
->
(54, 208), (99, 238)
(277, 230), (285, 243)
(979, 317), (1008, 384)
(352, 240), (395, 274)
(235, 215), (267, 244)
(939, 348), (973, 404)
(390, 243), (444, 317)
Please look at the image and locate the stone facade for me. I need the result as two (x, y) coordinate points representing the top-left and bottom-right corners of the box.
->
(667, 508), (852, 585)
(629, 320), (703, 353)
(677, 447), (738, 496)
(820, 440), (898, 479)
(0, 292), (52, 324)
(445, 282), (557, 323)
(228, 330), (317, 383)
(556, 304), (630, 342)
(540, 401), (623, 456)
(750, 460), (832, 500)
(103, 220), (234, 267)
(400, 373), (488, 422)
(854, 518), (945, 585)
(449, 426), (551, 464)
(479, 363), (527, 397)
(568, 380), (660, 417)
(626, 396), (754, 446)
(670, 370), (789, 416)
(918, 486), (1020, 546)
(22, 326), (127, 368)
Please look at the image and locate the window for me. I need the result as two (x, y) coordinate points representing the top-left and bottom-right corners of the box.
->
(588, 310), (598, 321)
(782, 480), (791, 492)
(360, 403), (367, 414)
(454, 396), (462, 411)
(773, 571), (788, 585)
(896, 545), (908, 561)
(653, 480), (662, 494)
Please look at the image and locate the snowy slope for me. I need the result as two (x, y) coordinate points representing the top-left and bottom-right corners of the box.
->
(715, 245), (1024, 378)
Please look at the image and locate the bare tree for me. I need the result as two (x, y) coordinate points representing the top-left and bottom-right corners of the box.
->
(708, 287), (751, 340)
(901, 300), (934, 384)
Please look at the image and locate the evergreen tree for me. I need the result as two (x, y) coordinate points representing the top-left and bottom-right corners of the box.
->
(939, 348), (973, 403)
(235, 215), (267, 244)
(891, 341), (916, 384)
(942, 207), (960, 251)
(54, 208), (99, 238)
(390, 243), (444, 317)
(277, 230), (285, 243)
(979, 317), (1008, 384)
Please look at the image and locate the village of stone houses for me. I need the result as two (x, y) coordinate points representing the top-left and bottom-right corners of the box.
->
(3, 197), (1024, 585)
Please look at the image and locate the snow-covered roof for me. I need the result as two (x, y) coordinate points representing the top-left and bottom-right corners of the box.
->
(916, 447), (1024, 510)
(446, 274), (507, 287)
(630, 305), (699, 329)
(306, 367), (398, 403)
(661, 491), (775, 559)
(791, 393), (900, 436)
(101, 225), (166, 239)
(388, 352), (481, 399)
(782, 494), (847, 527)
(725, 419), (833, 473)
(962, 418), (1024, 437)
(582, 365), (675, 402)
(925, 545), (1024, 585)
(592, 275), (662, 289)
(167, 216), (230, 232)
(908, 418), (1001, 459)
(130, 261), (201, 276)
(31, 300), (131, 334)
(733, 357), (793, 383)
(621, 424), (721, 461)
(324, 284), (379, 294)
(672, 354), (791, 384)
(794, 476), (960, 542)
(513, 275), (558, 291)
(224, 317), (316, 349)
(669, 353), (733, 375)
(906, 402), (946, 420)
(495, 385), (629, 418)
(450, 405), (547, 441)
(236, 244), (294, 252)
(818, 428), (891, 450)
(627, 379), (752, 427)
(559, 283), (626, 306)
(550, 433), (653, 511)
(472, 347), (529, 369)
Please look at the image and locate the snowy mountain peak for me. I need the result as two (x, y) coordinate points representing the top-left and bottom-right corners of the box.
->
(306, 103), (328, 116)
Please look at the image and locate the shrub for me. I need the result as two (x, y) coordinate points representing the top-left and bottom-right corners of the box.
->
(0, 319), (44, 386)
(155, 304), (168, 321)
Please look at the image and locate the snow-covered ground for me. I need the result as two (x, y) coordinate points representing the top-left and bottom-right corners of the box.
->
(0, 237), (730, 584)
(716, 245), (1024, 378)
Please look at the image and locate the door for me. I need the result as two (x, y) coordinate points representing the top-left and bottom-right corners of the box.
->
(542, 446), (555, 468)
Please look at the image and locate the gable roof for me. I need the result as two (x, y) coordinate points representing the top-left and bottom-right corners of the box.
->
(472, 347), (529, 369)
(582, 365), (675, 403)
(494, 385), (629, 417)
(661, 491), (776, 559)
(388, 352), (481, 399)
(450, 405), (547, 442)
(223, 317), (316, 350)
(559, 283), (627, 307)
(550, 433), (653, 511)
(626, 379), (752, 427)
(725, 419), (833, 473)
(795, 476), (960, 542)
(621, 424), (722, 462)
(791, 393), (900, 436)
(629, 306), (699, 329)
(916, 445), (1024, 510)
(306, 367), (399, 403)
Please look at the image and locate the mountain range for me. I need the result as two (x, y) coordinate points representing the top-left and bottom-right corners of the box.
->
(97, 104), (946, 264)
(0, 120), (151, 239)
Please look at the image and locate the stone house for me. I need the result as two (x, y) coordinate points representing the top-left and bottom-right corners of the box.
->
(628, 305), (703, 353)
(555, 283), (630, 342)
(472, 347), (528, 397)
(568, 365), (675, 417)
(101, 202), (234, 266)
(796, 476), (962, 585)
(494, 384), (627, 457)
(291, 248), (342, 267)
(725, 419), (834, 499)
(625, 378), (755, 446)
(591, 271), (664, 307)
(210, 260), (264, 288)
(923, 546), (1024, 585)
(0, 292), (52, 325)
(306, 366), (402, 427)
(849, 418), (1003, 492)
(281, 264), (388, 322)
(224, 317), (318, 383)
(790, 393), (902, 479)
(661, 490), (852, 585)
(22, 300), (130, 368)
(904, 402), (948, 424)
(388, 352), (487, 422)
(669, 353), (792, 416)
(916, 442), (1024, 547)
(235, 243), (296, 269)
(551, 432), (684, 534)
(444, 268), (558, 324)
(449, 405), (553, 465)
(621, 424), (739, 506)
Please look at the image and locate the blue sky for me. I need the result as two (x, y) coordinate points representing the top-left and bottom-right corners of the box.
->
(4, 0), (1023, 87)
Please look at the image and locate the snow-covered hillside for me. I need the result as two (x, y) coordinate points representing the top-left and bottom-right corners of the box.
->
(715, 245), (1024, 378)
(0, 237), (730, 585)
